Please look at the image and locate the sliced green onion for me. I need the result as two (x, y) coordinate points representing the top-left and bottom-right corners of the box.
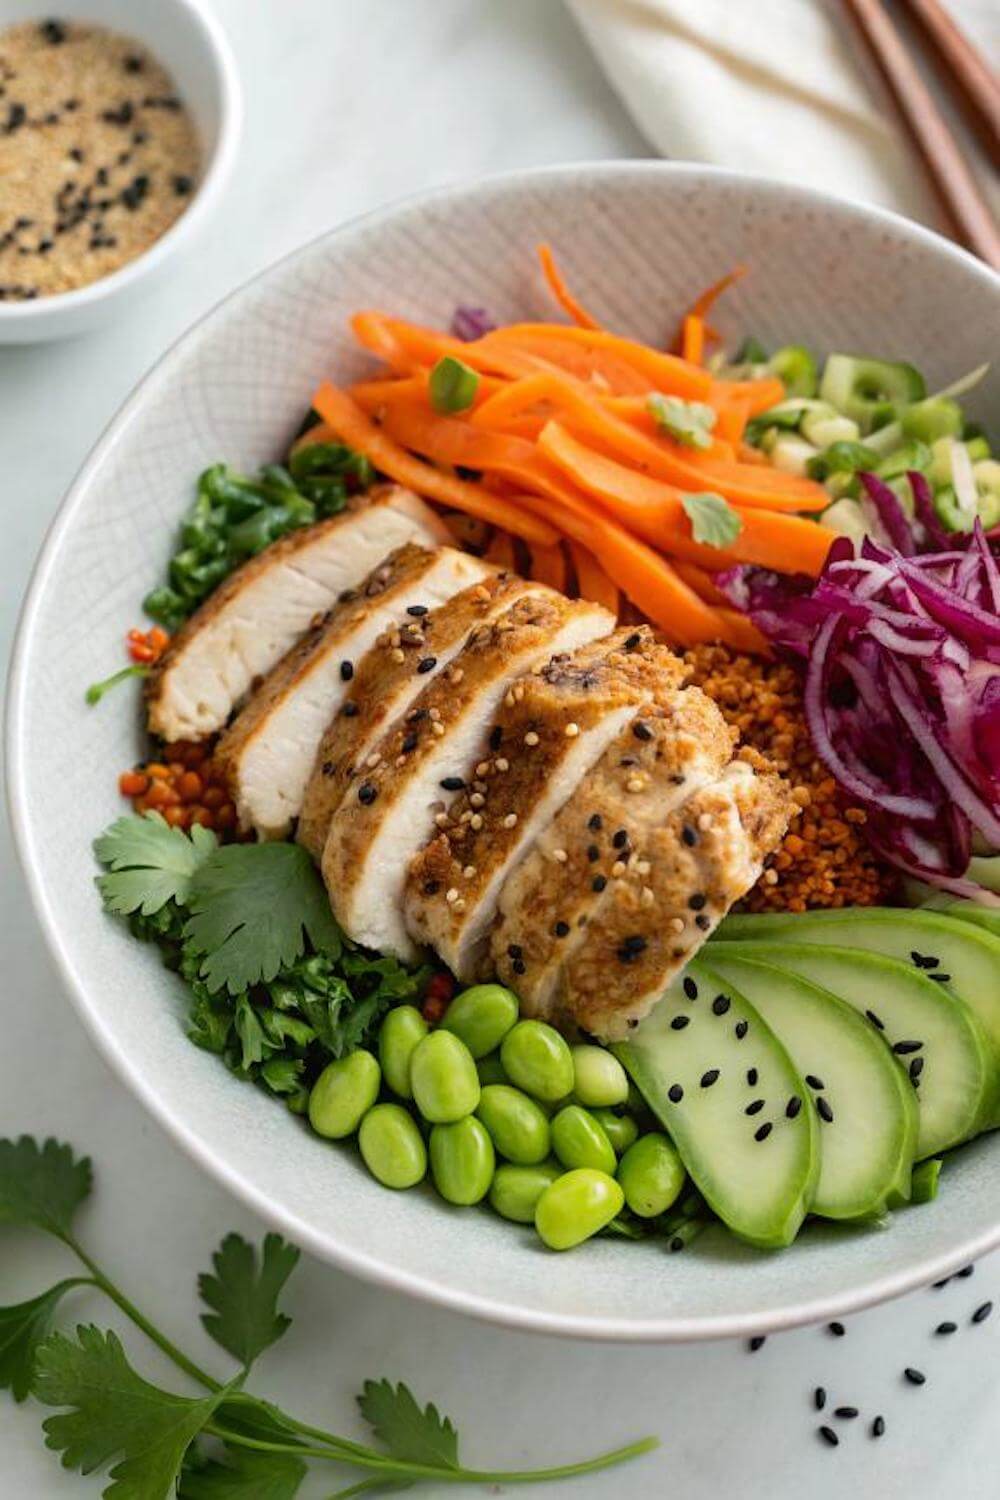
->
(85, 663), (150, 706)
(429, 355), (480, 414)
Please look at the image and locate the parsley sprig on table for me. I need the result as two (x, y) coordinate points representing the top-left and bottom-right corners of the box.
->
(0, 1136), (657, 1496)
(94, 814), (428, 1111)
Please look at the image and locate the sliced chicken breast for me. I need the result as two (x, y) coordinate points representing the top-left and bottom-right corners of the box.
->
(323, 592), (615, 960)
(405, 629), (686, 981)
(491, 678), (735, 1014)
(147, 486), (448, 742)
(214, 545), (491, 839)
(555, 759), (792, 1040)
(297, 571), (545, 862)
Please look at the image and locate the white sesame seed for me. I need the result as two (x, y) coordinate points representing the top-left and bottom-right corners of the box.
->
(470, 793), (485, 809)
(449, 667), (464, 684)
(395, 755), (406, 767)
(552, 848), (568, 863)
(670, 916), (685, 933)
(453, 898), (466, 913)
(495, 757), (509, 772)
(641, 887), (655, 906)
(470, 814), (484, 830)
(763, 868), (779, 886)
(564, 722), (580, 738)
(626, 777), (644, 793)
(474, 585), (490, 600)
(475, 761), (490, 777)
(432, 721), (445, 737)
(463, 865), (476, 880)
(504, 692), (515, 708)
(459, 810), (473, 824)
(524, 731), (540, 747)
(435, 812), (450, 829)
(636, 860), (651, 876)
(503, 812), (518, 829)
(612, 860), (626, 878)
(391, 648), (405, 664)
(445, 887), (459, 904)
(429, 707), (441, 721)
(514, 684), (525, 701)
(697, 812), (712, 831)
(365, 752), (381, 768)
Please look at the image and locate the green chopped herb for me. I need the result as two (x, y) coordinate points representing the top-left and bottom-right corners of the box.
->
(429, 355), (480, 414)
(647, 393), (717, 450)
(84, 663), (150, 706)
(681, 492), (743, 548)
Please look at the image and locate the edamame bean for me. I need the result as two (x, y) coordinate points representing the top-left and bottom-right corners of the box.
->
(591, 1109), (639, 1156)
(410, 1030), (480, 1123)
(308, 1051), (380, 1139)
(500, 1020), (574, 1103)
(358, 1103), (427, 1189)
(378, 1005), (428, 1099)
(535, 1168), (624, 1250)
(550, 1105), (617, 1174)
(570, 1045), (629, 1108)
(429, 1116), (495, 1205)
(442, 983), (519, 1058)
(476, 1084), (551, 1164)
(617, 1132), (686, 1218)
(476, 1053), (508, 1086)
(489, 1162), (562, 1223)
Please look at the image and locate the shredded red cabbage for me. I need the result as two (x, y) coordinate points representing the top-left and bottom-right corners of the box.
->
(451, 306), (497, 341)
(720, 514), (1000, 906)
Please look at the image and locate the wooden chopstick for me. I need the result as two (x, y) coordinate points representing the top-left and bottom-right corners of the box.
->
(842, 0), (1000, 269)
(903, 0), (1000, 169)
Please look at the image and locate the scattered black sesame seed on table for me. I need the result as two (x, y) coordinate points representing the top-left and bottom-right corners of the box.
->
(747, 1336), (766, 1352)
(871, 1415), (885, 1438)
(903, 1367), (926, 1386)
(828, 1322), (846, 1337)
(818, 1426), (839, 1447)
(957, 1265), (975, 1278)
(814, 1387), (827, 1411)
(834, 1406), (858, 1420)
(972, 1301), (993, 1325)
(936, 1320), (958, 1335)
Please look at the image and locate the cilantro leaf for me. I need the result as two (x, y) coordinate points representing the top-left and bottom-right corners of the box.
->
(647, 394), (717, 450)
(34, 1325), (233, 1500)
(0, 1281), (86, 1402)
(199, 1233), (299, 1370)
(681, 492), (743, 548)
(184, 843), (342, 994)
(177, 1445), (307, 1500)
(0, 1137), (92, 1240)
(357, 1380), (459, 1470)
(95, 814), (217, 917)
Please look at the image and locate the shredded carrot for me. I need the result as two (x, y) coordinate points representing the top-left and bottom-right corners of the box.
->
(351, 313), (540, 380)
(713, 374), (786, 417)
(715, 395), (751, 446)
(670, 559), (731, 607)
(527, 539), (570, 593)
(310, 381), (559, 545)
(569, 541), (620, 616)
(479, 324), (713, 400)
(681, 315), (705, 366)
(537, 243), (602, 330)
(689, 266), (747, 321)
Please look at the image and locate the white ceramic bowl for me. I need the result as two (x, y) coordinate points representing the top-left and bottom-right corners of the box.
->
(0, 0), (240, 343)
(8, 163), (1000, 1341)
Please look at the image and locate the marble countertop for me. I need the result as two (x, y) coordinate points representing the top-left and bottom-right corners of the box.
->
(1, 3), (997, 1495)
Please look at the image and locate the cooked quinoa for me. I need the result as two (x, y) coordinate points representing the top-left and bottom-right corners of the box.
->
(0, 19), (199, 300)
(684, 643), (898, 913)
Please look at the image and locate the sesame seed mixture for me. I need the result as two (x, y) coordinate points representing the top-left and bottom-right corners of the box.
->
(0, 19), (199, 300)
(683, 643), (898, 913)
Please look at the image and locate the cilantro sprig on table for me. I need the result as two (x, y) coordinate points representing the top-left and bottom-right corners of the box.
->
(93, 814), (426, 1111)
(0, 1135), (657, 1496)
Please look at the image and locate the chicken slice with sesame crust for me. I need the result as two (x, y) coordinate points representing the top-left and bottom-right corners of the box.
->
(405, 628), (687, 981)
(557, 760), (793, 1040)
(296, 571), (548, 861)
(492, 678), (735, 1012)
(147, 486), (448, 742)
(322, 592), (615, 960)
(214, 545), (492, 839)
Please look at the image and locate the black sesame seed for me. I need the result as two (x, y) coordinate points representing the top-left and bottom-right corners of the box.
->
(834, 1406), (859, 1419)
(553, 920), (570, 938)
(892, 1040), (923, 1055)
(903, 1367), (926, 1386)
(712, 994), (731, 1016)
(932, 1278), (952, 1290)
(103, 102), (136, 128)
(745, 1099), (765, 1116)
(489, 725), (502, 750)
(670, 1015), (690, 1031)
(173, 174), (194, 196)
(929, 972), (950, 983)
(617, 935), (647, 963)
(632, 720), (653, 741)
(587, 844), (600, 862)
(747, 1336), (766, 1352)
(124, 53), (145, 73)
(624, 632), (641, 650)
(865, 1009), (885, 1030)
(439, 776), (464, 791)
(512, 958), (526, 976)
(339, 660), (354, 681)
(41, 19), (67, 43)
(817, 1097), (834, 1124)
(909, 1057), (924, 1081)
(68, 146), (84, 163)
(786, 1096), (802, 1119)
(342, 701), (359, 718)
(406, 603), (429, 616)
(700, 1069), (720, 1089)
(681, 824), (698, 847)
(818, 1426), (839, 1447)
(401, 732), (418, 753)
(805, 1074), (825, 1090)
(416, 656), (437, 673)
(588, 813), (602, 831)
(422, 879), (440, 896)
(683, 977), (698, 1000)
(957, 1265), (975, 1278)
(935, 1321), (958, 1335)
(667, 1084), (683, 1104)
(592, 875), (607, 892)
(972, 1301), (993, 1325)
(612, 828), (628, 849)
(695, 914), (710, 930)
(828, 1322), (846, 1337)
(747, 1067), (758, 1086)
(871, 1415), (885, 1439)
(507, 944), (523, 960)
(814, 1386), (827, 1411)
(689, 892), (707, 911)
(734, 1020), (748, 1039)
(357, 782), (377, 805)
(753, 1121), (773, 1142)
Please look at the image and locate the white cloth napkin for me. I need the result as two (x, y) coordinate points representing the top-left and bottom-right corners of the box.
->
(567, 0), (952, 226)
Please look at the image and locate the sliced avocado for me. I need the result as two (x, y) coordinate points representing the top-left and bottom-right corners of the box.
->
(819, 355), (926, 434)
(702, 953), (916, 1218)
(614, 958), (818, 1249)
(710, 941), (989, 1159)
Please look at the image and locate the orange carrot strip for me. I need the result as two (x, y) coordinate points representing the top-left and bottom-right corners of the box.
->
(537, 421), (836, 575)
(569, 541), (620, 615)
(689, 266), (747, 321)
(537, 243), (602, 330)
(682, 315), (705, 366)
(670, 559), (731, 607)
(715, 396), (751, 446)
(712, 374), (786, 417)
(715, 608), (770, 656)
(349, 372), (503, 414)
(485, 529), (519, 570)
(310, 381), (558, 545)
(528, 539), (570, 592)
(351, 312), (540, 380)
(479, 324), (713, 400)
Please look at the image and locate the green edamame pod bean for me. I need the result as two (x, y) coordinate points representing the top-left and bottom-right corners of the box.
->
(358, 1103), (427, 1189)
(308, 1051), (380, 1140)
(476, 1084), (551, 1165)
(570, 1045), (629, 1108)
(410, 1030), (480, 1123)
(429, 1117), (495, 1205)
(489, 1162), (562, 1223)
(378, 1005), (428, 1099)
(617, 1132), (686, 1218)
(477, 1053), (508, 1086)
(590, 1108), (639, 1156)
(535, 1168), (624, 1250)
(442, 983), (519, 1058)
(500, 1020), (574, 1103)
(550, 1105), (616, 1175)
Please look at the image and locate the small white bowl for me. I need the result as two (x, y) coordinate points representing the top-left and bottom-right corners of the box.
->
(0, 0), (241, 342)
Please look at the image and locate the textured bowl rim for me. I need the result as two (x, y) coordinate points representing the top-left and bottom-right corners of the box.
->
(0, 0), (243, 328)
(7, 160), (1000, 1342)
